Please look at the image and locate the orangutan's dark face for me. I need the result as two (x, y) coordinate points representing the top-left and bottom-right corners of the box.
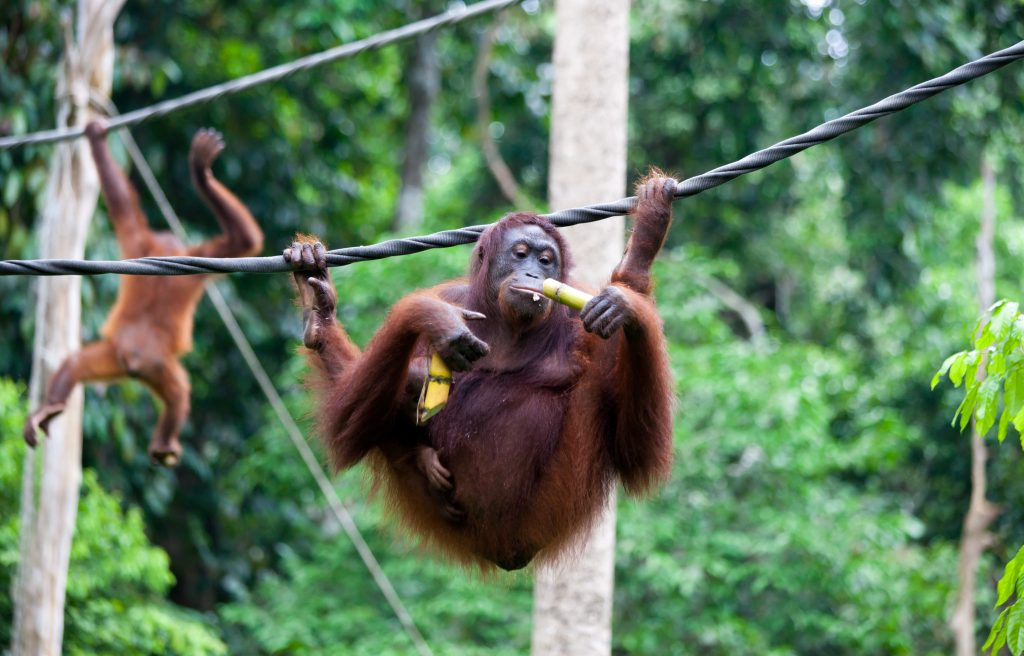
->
(489, 225), (562, 326)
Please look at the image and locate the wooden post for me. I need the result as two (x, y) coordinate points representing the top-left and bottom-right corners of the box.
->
(12, 1), (123, 654)
(531, 0), (629, 654)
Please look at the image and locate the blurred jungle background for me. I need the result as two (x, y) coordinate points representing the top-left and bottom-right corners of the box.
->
(3, 0), (1024, 653)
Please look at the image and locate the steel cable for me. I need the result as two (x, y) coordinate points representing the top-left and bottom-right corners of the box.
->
(0, 0), (522, 150)
(3, 39), (1023, 277)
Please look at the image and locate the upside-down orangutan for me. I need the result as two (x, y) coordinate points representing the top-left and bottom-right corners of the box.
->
(23, 121), (264, 466)
(287, 173), (676, 570)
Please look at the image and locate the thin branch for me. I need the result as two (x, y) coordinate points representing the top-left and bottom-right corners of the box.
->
(473, 13), (526, 206)
(694, 273), (766, 342)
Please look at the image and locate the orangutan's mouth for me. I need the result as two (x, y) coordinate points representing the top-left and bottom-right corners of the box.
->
(510, 285), (546, 302)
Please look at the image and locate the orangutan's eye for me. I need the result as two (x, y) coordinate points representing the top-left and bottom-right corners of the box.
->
(514, 247), (528, 259)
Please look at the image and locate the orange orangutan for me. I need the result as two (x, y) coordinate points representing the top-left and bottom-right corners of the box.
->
(23, 121), (263, 466)
(286, 172), (677, 570)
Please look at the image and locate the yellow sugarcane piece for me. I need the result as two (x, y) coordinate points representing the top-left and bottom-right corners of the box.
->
(542, 278), (594, 311)
(416, 352), (452, 424)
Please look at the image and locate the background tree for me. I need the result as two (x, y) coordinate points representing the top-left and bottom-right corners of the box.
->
(530, 0), (629, 653)
(13, 2), (123, 654)
(393, 1), (444, 231)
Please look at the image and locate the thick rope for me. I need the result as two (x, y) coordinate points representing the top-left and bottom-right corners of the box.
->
(116, 123), (434, 656)
(3, 39), (1023, 276)
(0, 0), (521, 150)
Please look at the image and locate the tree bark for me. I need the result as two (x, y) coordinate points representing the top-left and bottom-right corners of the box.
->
(949, 151), (1001, 656)
(12, 2), (122, 654)
(531, 1), (629, 654)
(393, 28), (440, 231)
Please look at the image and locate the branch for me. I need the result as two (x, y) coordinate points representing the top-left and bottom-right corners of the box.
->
(695, 273), (766, 342)
(473, 13), (526, 206)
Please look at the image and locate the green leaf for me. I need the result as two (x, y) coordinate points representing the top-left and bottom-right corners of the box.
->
(934, 352), (965, 389)
(1010, 316), (1024, 349)
(989, 299), (1010, 315)
(996, 546), (1024, 607)
(977, 377), (1001, 436)
(1013, 404), (1024, 436)
(991, 302), (1020, 342)
(973, 313), (989, 346)
(950, 352), (970, 387)
(967, 350), (982, 382)
(1007, 371), (1022, 419)
(959, 385), (980, 432)
(997, 626), (1010, 655)
(992, 350), (1008, 377)
(1008, 601), (1024, 655)
(999, 407), (1011, 443)
(985, 607), (1011, 653)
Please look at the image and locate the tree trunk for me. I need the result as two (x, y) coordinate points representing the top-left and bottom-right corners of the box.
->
(949, 151), (1001, 656)
(531, 1), (629, 654)
(12, 2), (122, 654)
(393, 28), (440, 231)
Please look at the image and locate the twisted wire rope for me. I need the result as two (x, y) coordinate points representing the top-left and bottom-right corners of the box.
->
(0, 0), (522, 150)
(3, 40), (1023, 277)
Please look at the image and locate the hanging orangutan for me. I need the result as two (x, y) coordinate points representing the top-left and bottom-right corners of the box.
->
(286, 172), (676, 570)
(23, 121), (264, 466)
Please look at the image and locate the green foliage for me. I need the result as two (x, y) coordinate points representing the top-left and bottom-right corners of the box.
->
(936, 301), (1024, 655)
(934, 301), (1024, 444)
(984, 546), (1024, 654)
(0, 379), (225, 655)
(616, 342), (954, 655)
(221, 535), (532, 655)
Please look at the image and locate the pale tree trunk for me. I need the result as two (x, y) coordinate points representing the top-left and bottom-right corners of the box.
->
(12, 1), (122, 654)
(393, 28), (440, 231)
(531, 1), (629, 654)
(949, 151), (1001, 655)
